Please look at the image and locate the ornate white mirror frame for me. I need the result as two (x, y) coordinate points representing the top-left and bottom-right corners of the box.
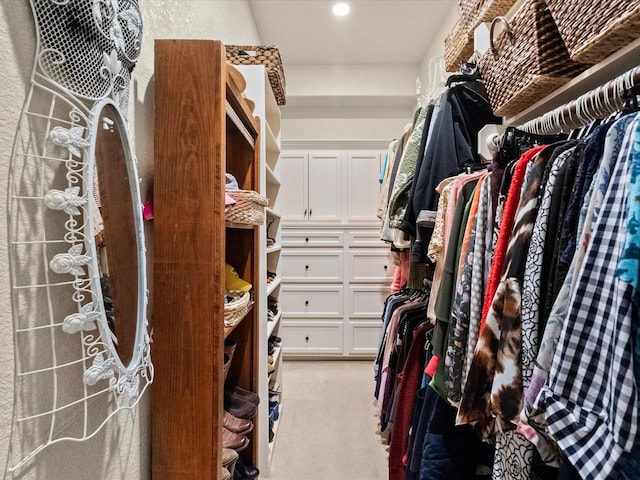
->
(6, 0), (152, 471)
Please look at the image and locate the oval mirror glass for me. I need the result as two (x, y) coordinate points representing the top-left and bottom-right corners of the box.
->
(91, 101), (145, 368)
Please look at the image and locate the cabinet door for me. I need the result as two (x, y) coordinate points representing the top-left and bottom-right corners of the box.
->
(279, 152), (308, 221)
(346, 152), (382, 223)
(307, 153), (342, 223)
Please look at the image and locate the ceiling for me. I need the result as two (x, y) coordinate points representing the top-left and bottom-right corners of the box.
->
(248, 0), (457, 66)
(247, 0), (458, 118)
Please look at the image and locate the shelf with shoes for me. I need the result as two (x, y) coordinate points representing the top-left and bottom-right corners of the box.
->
(153, 40), (262, 479)
(236, 64), (285, 473)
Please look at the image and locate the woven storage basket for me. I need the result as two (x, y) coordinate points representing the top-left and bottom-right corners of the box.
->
(458, 0), (518, 31)
(224, 290), (252, 328)
(226, 45), (287, 105)
(226, 189), (269, 226)
(445, 19), (475, 72)
(478, 0), (588, 117)
(545, 0), (640, 65)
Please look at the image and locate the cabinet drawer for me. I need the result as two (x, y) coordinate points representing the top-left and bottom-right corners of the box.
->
(347, 230), (386, 248)
(282, 322), (343, 354)
(281, 250), (343, 282)
(347, 322), (383, 355)
(348, 249), (392, 283)
(281, 231), (344, 247)
(348, 285), (390, 318)
(280, 285), (343, 317)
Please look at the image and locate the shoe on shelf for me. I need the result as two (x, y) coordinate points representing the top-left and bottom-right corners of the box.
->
(268, 363), (275, 375)
(221, 466), (232, 480)
(222, 448), (239, 475)
(222, 427), (250, 452)
(224, 339), (237, 357)
(224, 395), (257, 420)
(229, 385), (260, 405)
(233, 456), (259, 480)
(223, 410), (253, 434)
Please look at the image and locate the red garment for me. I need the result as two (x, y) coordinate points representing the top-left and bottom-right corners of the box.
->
(388, 322), (432, 480)
(391, 249), (410, 292)
(479, 145), (545, 329)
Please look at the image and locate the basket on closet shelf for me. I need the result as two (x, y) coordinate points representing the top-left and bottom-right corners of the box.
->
(477, 0), (589, 117)
(458, 0), (517, 31)
(224, 290), (252, 328)
(226, 45), (287, 105)
(444, 19), (475, 72)
(545, 0), (640, 65)
(225, 189), (269, 226)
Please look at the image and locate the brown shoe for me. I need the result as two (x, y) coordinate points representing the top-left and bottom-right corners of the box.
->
(222, 427), (250, 452)
(222, 448), (239, 475)
(224, 410), (254, 434)
(231, 385), (260, 405)
(221, 466), (232, 480)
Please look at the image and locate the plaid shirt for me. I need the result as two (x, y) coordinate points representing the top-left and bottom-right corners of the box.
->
(537, 113), (640, 480)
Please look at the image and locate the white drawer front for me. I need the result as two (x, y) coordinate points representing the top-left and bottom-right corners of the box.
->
(347, 322), (383, 355)
(348, 249), (392, 283)
(347, 230), (386, 248)
(282, 322), (343, 354)
(349, 285), (390, 318)
(281, 250), (343, 282)
(281, 231), (344, 247)
(280, 285), (343, 317)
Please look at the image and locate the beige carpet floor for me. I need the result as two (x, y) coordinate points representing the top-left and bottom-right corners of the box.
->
(266, 360), (388, 480)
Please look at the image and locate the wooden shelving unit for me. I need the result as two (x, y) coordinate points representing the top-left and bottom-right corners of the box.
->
(152, 39), (261, 479)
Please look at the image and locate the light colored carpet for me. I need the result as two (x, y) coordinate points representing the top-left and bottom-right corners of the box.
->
(266, 360), (388, 480)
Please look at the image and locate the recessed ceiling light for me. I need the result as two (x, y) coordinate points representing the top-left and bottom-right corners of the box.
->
(332, 2), (350, 16)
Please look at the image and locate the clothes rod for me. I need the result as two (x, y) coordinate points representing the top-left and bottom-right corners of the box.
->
(518, 66), (640, 135)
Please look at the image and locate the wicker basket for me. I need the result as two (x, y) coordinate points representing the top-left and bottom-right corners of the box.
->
(478, 0), (588, 117)
(458, 0), (518, 31)
(444, 19), (475, 72)
(224, 290), (252, 328)
(226, 45), (287, 105)
(225, 189), (269, 226)
(545, 0), (640, 65)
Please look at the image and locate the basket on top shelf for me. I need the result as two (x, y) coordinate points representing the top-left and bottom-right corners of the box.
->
(444, 19), (475, 72)
(458, 0), (517, 31)
(478, 0), (589, 117)
(226, 189), (269, 226)
(545, 0), (640, 65)
(226, 45), (287, 105)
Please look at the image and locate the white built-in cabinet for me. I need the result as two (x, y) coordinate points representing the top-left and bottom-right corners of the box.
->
(236, 65), (283, 472)
(279, 150), (393, 357)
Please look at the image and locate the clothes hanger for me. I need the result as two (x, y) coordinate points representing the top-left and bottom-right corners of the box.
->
(445, 60), (482, 87)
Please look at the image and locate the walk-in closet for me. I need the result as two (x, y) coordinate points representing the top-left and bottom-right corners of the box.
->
(0, 1), (639, 480)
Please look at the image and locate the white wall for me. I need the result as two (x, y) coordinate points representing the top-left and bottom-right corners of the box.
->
(0, 1), (260, 479)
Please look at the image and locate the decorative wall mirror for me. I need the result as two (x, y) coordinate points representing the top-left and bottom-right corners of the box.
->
(6, 0), (152, 471)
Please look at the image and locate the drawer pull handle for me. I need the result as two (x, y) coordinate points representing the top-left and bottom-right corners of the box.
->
(305, 336), (309, 342)
(304, 209), (307, 217)
(305, 300), (309, 306)
(305, 265), (309, 270)
(305, 237), (309, 242)
(384, 265), (388, 270)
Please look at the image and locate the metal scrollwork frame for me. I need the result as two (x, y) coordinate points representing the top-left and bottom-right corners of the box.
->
(6, 0), (152, 471)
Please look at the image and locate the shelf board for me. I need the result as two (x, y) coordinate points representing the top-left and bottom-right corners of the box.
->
(267, 311), (282, 338)
(266, 208), (281, 219)
(266, 165), (281, 188)
(266, 277), (282, 297)
(225, 220), (259, 230)
(507, 37), (640, 125)
(266, 244), (282, 255)
(272, 344), (283, 367)
(224, 303), (255, 339)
